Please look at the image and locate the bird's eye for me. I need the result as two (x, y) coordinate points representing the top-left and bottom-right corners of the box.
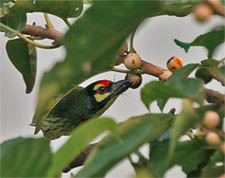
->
(97, 87), (106, 94)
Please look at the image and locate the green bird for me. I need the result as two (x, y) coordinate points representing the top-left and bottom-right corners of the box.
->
(40, 79), (131, 139)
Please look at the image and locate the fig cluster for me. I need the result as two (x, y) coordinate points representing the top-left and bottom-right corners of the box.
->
(200, 111), (225, 154)
(193, 0), (222, 22)
(123, 52), (143, 89)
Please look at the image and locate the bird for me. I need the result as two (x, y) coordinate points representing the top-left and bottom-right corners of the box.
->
(40, 79), (131, 139)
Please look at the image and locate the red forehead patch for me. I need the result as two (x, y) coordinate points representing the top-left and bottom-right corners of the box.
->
(96, 80), (111, 86)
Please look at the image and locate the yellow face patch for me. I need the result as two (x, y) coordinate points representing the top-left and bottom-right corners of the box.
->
(93, 83), (110, 102)
(94, 93), (110, 102)
(93, 84), (104, 91)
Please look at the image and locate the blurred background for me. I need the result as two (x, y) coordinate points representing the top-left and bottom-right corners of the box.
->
(1, 5), (224, 177)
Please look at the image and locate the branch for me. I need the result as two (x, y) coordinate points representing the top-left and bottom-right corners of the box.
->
(0, 23), (59, 49)
(63, 143), (98, 173)
(206, 0), (225, 17)
(205, 88), (225, 104)
(115, 54), (225, 105)
(21, 24), (64, 44)
(115, 55), (172, 81)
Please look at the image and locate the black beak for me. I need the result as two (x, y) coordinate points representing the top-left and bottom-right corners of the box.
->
(111, 79), (132, 98)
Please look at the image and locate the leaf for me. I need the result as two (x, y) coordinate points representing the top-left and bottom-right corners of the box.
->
(201, 151), (224, 177)
(0, 0), (13, 16)
(157, 63), (199, 110)
(0, 14), (27, 38)
(187, 151), (214, 178)
(221, 0), (225, 6)
(141, 78), (204, 110)
(6, 39), (37, 93)
(166, 64), (199, 84)
(195, 67), (213, 84)
(174, 39), (191, 52)
(174, 26), (225, 58)
(173, 78), (204, 99)
(149, 139), (210, 177)
(195, 58), (225, 86)
(168, 100), (199, 162)
(201, 59), (221, 67)
(0, 0), (83, 18)
(32, 0), (162, 133)
(0, 137), (51, 177)
(141, 81), (185, 110)
(75, 113), (174, 177)
(158, 1), (201, 17)
(209, 67), (225, 86)
(219, 64), (225, 77)
(47, 117), (117, 177)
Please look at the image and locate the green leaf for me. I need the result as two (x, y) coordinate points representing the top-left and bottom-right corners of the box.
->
(75, 113), (174, 177)
(32, 0), (162, 133)
(150, 139), (209, 177)
(201, 59), (221, 67)
(166, 64), (199, 84)
(168, 100), (199, 162)
(0, 14), (27, 38)
(210, 67), (225, 86)
(0, 0), (14, 16)
(141, 78), (204, 110)
(0, 0), (83, 18)
(221, 0), (225, 6)
(174, 39), (191, 52)
(6, 39), (37, 93)
(201, 151), (224, 177)
(174, 26), (225, 58)
(0, 137), (51, 177)
(158, 1), (201, 17)
(195, 67), (213, 84)
(173, 78), (204, 99)
(195, 58), (225, 86)
(156, 63), (199, 110)
(141, 81), (185, 110)
(219, 64), (225, 77)
(47, 117), (117, 177)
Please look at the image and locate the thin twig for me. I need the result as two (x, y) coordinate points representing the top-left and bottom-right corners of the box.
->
(63, 143), (98, 173)
(115, 56), (172, 81)
(62, 18), (72, 28)
(44, 13), (54, 28)
(129, 28), (137, 53)
(21, 24), (63, 44)
(111, 67), (144, 75)
(0, 23), (59, 49)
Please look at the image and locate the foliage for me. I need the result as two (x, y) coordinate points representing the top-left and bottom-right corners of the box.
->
(1, 0), (225, 178)
(6, 38), (37, 93)
(0, 137), (51, 177)
(174, 26), (225, 58)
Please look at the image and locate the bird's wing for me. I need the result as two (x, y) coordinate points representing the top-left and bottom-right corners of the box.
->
(48, 86), (84, 118)
(31, 86), (83, 134)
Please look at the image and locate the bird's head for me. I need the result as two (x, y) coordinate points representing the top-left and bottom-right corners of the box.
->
(86, 79), (131, 111)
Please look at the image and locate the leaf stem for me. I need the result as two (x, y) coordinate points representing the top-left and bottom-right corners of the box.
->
(220, 57), (225, 63)
(129, 28), (137, 53)
(111, 67), (144, 75)
(62, 18), (72, 28)
(0, 23), (59, 49)
(44, 13), (54, 28)
(30, 36), (44, 40)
